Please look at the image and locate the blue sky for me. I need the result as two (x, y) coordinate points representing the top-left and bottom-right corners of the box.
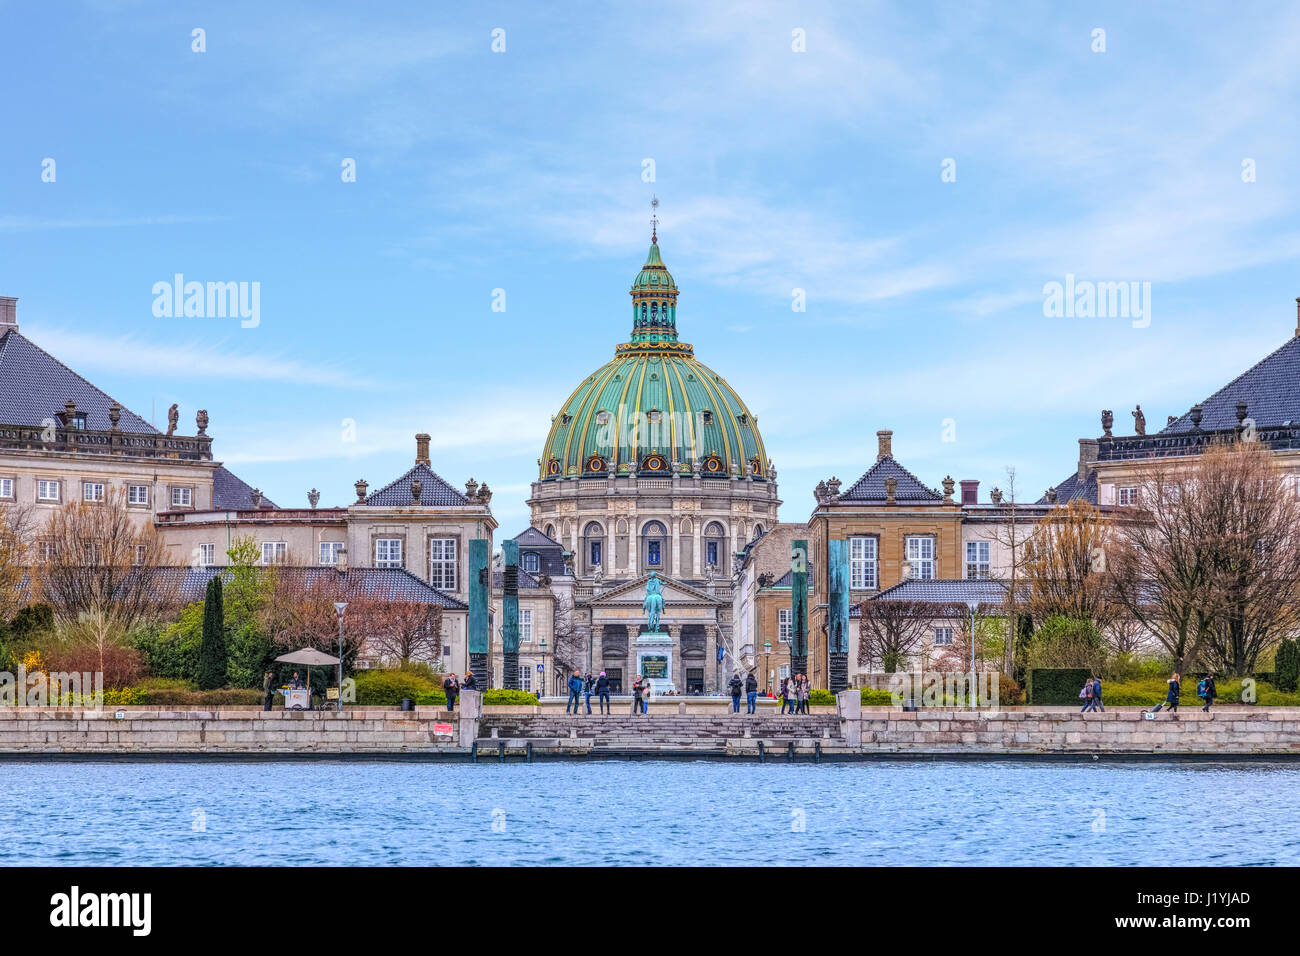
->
(4, 1), (1299, 533)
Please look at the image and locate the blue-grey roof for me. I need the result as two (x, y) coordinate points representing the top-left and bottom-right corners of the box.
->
(1038, 468), (1098, 506)
(152, 565), (466, 608)
(513, 527), (562, 548)
(771, 565), (814, 587)
(0, 329), (156, 431)
(492, 568), (543, 589)
(365, 463), (468, 507)
(839, 456), (943, 502)
(211, 465), (278, 510)
(1162, 334), (1300, 434)
(870, 578), (1010, 606)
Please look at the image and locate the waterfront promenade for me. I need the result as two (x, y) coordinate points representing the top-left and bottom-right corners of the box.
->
(3, 691), (1300, 758)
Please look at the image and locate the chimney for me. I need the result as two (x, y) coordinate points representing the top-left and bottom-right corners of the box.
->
(0, 297), (16, 333)
(336, 546), (348, 572)
(415, 432), (431, 466)
(959, 479), (979, 505)
(1077, 438), (1099, 481)
(876, 429), (893, 460)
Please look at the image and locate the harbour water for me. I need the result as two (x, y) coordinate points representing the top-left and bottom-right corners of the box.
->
(4, 759), (1297, 866)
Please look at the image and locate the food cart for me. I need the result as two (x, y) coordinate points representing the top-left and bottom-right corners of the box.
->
(274, 647), (343, 711)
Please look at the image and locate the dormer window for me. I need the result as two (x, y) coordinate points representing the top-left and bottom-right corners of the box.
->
(701, 409), (714, 425)
(595, 411), (611, 425)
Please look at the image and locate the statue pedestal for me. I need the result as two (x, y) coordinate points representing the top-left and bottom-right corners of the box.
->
(635, 630), (675, 695)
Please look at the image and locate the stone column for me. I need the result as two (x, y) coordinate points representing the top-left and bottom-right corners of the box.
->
(458, 690), (483, 748)
(501, 540), (520, 690)
(836, 688), (861, 748)
(468, 539), (490, 679)
(827, 538), (850, 693)
(790, 539), (809, 678)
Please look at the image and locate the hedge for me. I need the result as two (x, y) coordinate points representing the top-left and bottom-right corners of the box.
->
(1027, 668), (1090, 705)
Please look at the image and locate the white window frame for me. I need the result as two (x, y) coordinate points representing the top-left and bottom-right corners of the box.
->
(850, 536), (878, 590)
(128, 484), (150, 506)
(198, 543), (216, 567)
(1118, 486), (1139, 506)
(375, 538), (403, 568)
(934, 626), (954, 647)
(82, 481), (105, 502)
(38, 479), (61, 502)
(429, 538), (457, 590)
(906, 536), (936, 581)
(965, 541), (991, 580)
(0, 477), (14, 500)
(519, 663), (533, 692)
(520, 608), (533, 643)
(522, 551), (540, 574)
(319, 541), (344, 566)
(261, 541), (287, 565)
(171, 486), (193, 508)
(778, 607), (792, 643)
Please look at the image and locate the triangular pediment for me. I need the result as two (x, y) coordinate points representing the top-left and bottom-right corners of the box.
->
(582, 573), (726, 607)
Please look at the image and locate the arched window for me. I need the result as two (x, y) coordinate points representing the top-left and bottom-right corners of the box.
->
(640, 303), (647, 323)
(641, 520), (667, 571)
(544, 524), (556, 540)
(523, 552), (540, 574)
(583, 521), (605, 575)
(650, 302), (658, 325)
(704, 521), (728, 574)
(753, 524), (764, 539)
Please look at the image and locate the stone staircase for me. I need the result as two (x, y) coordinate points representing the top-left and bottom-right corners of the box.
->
(479, 714), (840, 743)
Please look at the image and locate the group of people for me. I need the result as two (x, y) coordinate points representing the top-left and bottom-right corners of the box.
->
(779, 674), (812, 714)
(1078, 676), (1104, 712)
(1150, 671), (1218, 715)
(728, 671), (761, 713)
(440, 670), (479, 711)
(566, 671), (617, 714)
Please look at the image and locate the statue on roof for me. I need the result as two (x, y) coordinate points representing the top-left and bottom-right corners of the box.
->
(1132, 405), (1146, 436)
(166, 403), (179, 436)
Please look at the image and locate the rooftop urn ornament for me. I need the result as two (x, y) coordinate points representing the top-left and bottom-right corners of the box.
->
(251, 488), (262, 508)
(465, 477), (479, 499)
(1101, 409), (1114, 438)
(942, 475), (955, 502)
(768, 459), (777, 481)
(1190, 404), (1204, 431)
(1168, 415), (1177, 427)
(196, 409), (208, 436)
(166, 403), (179, 436)
(411, 479), (422, 504)
(826, 476), (842, 498)
(884, 476), (897, 505)
(642, 571), (665, 634)
(63, 399), (76, 423)
(990, 486), (1004, 504)
(477, 482), (492, 505)
(814, 480), (829, 504)
(693, 457), (703, 478)
(1132, 405), (1146, 437)
(307, 488), (320, 509)
(354, 479), (368, 502)
(108, 403), (121, 431)
(1045, 487), (1058, 504)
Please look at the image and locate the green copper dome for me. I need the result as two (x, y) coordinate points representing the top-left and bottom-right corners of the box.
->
(539, 240), (768, 481)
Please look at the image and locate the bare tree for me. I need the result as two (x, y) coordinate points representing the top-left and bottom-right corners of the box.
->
(360, 596), (443, 666)
(35, 488), (169, 630)
(0, 502), (37, 621)
(1022, 498), (1116, 629)
(550, 595), (585, 682)
(858, 598), (937, 672)
(987, 467), (1030, 674)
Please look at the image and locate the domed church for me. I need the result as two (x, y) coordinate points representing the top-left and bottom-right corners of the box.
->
(526, 220), (781, 693)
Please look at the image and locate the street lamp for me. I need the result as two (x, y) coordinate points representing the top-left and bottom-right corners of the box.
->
(965, 600), (979, 712)
(334, 601), (348, 712)
(763, 640), (772, 695)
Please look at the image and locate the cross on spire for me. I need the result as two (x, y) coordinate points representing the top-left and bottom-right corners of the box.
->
(650, 194), (659, 244)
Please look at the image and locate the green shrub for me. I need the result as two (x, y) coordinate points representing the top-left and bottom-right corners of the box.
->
(134, 607), (202, 682)
(354, 668), (441, 705)
(808, 688), (836, 705)
(196, 577), (227, 690)
(1026, 668), (1091, 705)
(861, 688), (893, 706)
(483, 689), (539, 705)
(1275, 639), (1299, 693)
(1028, 616), (1105, 671)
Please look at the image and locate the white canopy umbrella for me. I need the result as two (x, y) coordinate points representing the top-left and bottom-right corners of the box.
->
(274, 648), (342, 706)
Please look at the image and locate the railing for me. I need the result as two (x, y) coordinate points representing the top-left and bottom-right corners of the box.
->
(579, 479), (608, 491)
(1097, 424), (1300, 461)
(0, 424), (213, 461)
(702, 479), (730, 491)
(637, 478), (670, 490)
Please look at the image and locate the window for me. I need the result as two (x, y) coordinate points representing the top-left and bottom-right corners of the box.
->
(707, 541), (718, 566)
(701, 409), (714, 425)
(647, 540), (661, 566)
(0, 478), (13, 499)
(778, 608), (792, 643)
(319, 541), (344, 566)
(128, 484), (150, 506)
(906, 536), (935, 580)
(934, 627), (954, 647)
(198, 543), (216, 566)
(519, 664), (532, 692)
(522, 551), (540, 573)
(965, 541), (991, 579)
(376, 538), (403, 568)
(171, 487), (192, 508)
(595, 410), (610, 425)
(261, 541), (287, 565)
(779, 664), (791, 680)
(134, 545), (147, 566)
(82, 482), (105, 502)
(1118, 486), (1139, 506)
(38, 479), (60, 502)
(37, 540), (56, 562)
(589, 540), (602, 567)
(429, 538), (457, 589)
(520, 608), (533, 643)
(850, 536), (878, 589)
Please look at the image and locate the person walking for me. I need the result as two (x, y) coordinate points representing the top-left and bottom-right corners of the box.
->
(779, 677), (791, 715)
(442, 672), (460, 712)
(1199, 673), (1218, 712)
(1151, 671), (1181, 716)
(728, 672), (743, 713)
(595, 670), (611, 714)
(1091, 676), (1104, 713)
(583, 672), (595, 715)
(262, 670), (276, 711)
(566, 671), (584, 714)
(1080, 676), (1096, 713)
(745, 671), (759, 715)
